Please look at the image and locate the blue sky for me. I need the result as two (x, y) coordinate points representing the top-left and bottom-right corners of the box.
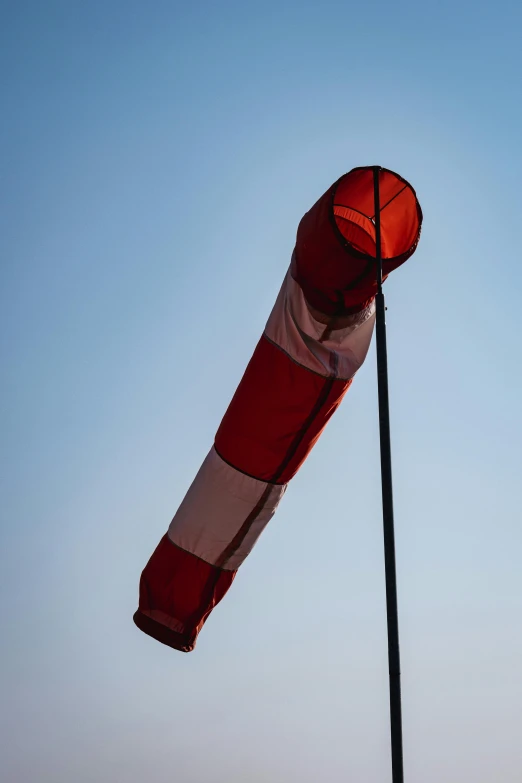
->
(1, 1), (522, 781)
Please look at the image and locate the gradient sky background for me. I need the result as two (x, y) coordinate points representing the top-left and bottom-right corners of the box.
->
(2, 2), (522, 781)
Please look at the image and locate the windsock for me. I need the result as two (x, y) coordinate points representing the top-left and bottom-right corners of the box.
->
(134, 166), (422, 652)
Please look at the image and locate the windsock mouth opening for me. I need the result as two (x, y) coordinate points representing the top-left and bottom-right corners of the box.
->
(332, 166), (422, 265)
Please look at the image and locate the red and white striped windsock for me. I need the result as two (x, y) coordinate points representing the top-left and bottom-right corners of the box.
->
(134, 166), (422, 652)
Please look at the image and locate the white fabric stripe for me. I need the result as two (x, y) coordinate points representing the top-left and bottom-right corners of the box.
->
(264, 267), (376, 379)
(168, 447), (287, 571)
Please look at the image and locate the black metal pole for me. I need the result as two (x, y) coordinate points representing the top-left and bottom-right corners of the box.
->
(373, 166), (404, 783)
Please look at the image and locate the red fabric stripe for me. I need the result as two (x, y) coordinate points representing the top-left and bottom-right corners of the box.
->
(215, 335), (351, 483)
(293, 168), (421, 315)
(135, 534), (235, 651)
